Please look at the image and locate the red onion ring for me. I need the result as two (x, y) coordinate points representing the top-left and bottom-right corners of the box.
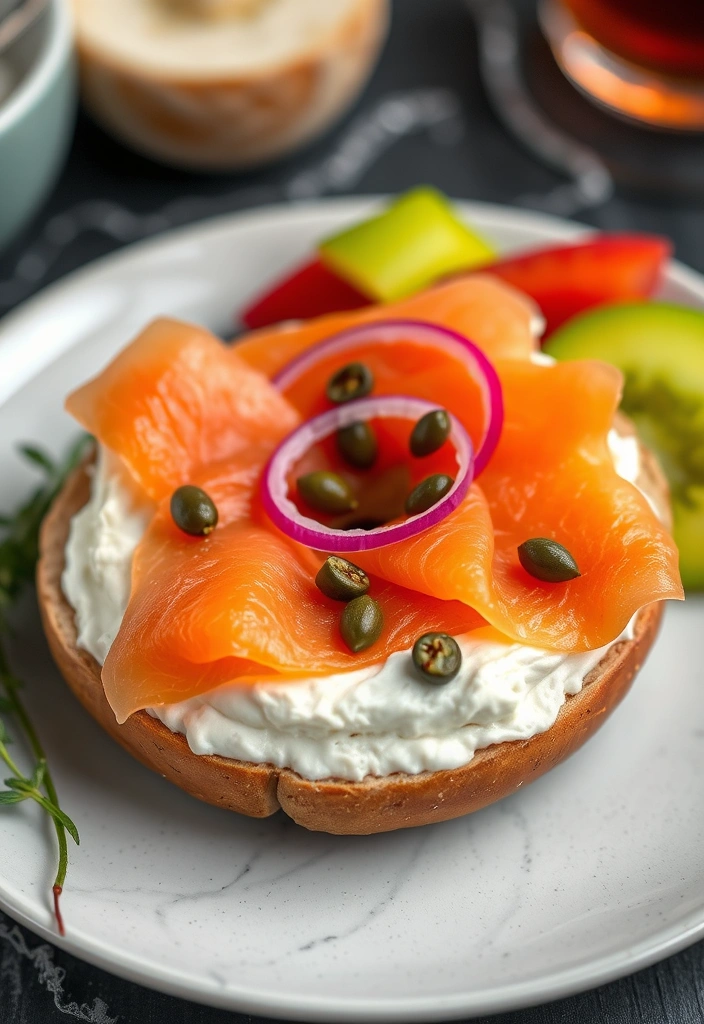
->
(272, 319), (503, 476)
(261, 396), (474, 552)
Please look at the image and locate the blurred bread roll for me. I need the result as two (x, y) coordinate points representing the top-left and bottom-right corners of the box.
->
(166, 1), (270, 19)
(73, 0), (389, 170)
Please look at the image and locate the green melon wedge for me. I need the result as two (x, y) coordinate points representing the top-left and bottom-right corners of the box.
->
(545, 302), (704, 590)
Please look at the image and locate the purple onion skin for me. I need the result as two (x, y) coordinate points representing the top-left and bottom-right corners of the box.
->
(272, 318), (503, 477)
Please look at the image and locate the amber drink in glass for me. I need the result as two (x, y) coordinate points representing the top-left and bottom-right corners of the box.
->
(541, 0), (704, 129)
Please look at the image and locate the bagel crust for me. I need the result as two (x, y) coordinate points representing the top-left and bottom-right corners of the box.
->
(37, 426), (668, 834)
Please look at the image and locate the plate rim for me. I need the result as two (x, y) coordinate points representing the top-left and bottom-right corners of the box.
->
(1, 196), (703, 1022)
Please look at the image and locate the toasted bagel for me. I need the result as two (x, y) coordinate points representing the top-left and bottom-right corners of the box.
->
(37, 418), (668, 834)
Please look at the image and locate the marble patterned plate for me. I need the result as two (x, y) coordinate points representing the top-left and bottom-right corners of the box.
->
(0, 199), (702, 1022)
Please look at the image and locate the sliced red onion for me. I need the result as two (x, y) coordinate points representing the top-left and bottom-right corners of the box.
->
(272, 319), (503, 476)
(261, 396), (474, 552)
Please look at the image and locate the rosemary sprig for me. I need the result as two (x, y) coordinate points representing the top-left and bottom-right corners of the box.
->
(0, 435), (91, 936)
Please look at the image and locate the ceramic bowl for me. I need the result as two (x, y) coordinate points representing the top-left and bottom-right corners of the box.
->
(0, 0), (76, 251)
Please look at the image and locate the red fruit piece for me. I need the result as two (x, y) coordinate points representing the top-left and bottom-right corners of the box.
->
(241, 257), (369, 330)
(485, 234), (671, 337)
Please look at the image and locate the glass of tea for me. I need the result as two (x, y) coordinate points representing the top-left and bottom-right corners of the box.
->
(540, 0), (704, 130)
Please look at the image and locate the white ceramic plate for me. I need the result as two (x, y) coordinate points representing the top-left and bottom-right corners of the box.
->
(0, 199), (702, 1022)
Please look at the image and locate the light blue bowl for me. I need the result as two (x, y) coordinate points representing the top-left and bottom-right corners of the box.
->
(0, 0), (76, 251)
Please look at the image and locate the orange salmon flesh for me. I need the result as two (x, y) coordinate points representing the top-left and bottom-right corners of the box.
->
(66, 278), (682, 722)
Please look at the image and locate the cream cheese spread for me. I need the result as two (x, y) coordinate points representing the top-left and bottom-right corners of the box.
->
(63, 451), (154, 665)
(62, 432), (643, 782)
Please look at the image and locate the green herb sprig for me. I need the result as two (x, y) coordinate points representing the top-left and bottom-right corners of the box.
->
(0, 435), (91, 935)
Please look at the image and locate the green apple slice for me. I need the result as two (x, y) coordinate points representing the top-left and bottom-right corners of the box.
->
(545, 302), (704, 590)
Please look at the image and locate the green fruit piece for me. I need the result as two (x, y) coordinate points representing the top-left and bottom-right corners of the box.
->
(546, 302), (704, 590)
(673, 489), (704, 590)
(318, 187), (496, 303)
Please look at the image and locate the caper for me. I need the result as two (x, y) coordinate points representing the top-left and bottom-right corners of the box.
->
(405, 474), (454, 516)
(297, 471), (358, 515)
(170, 485), (218, 537)
(326, 363), (374, 404)
(336, 421), (378, 469)
(340, 595), (383, 653)
(412, 633), (462, 683)
(410, 409), (451, 457)
(517, 538), (581, 583)
(316, 555), (370, 601)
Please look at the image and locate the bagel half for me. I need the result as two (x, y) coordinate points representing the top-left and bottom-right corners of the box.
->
(72, 0), (389, 171)
(37, 419), (669, 835)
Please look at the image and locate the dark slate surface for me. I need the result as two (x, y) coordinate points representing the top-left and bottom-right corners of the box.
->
(1, 0), (704, 1019)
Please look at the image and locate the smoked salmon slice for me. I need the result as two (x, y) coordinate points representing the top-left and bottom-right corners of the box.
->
(104, 493), (482, 722)
(67, 317), (483, 720)
(353, 358), (683, 651)
(278, 338), (490, 469)
(235, 275), (540, 376)
(66, 318), (300, 501)
(64, 300), (682, 722)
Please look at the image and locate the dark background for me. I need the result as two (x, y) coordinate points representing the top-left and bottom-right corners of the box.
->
(2, 0), (704, 1020)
